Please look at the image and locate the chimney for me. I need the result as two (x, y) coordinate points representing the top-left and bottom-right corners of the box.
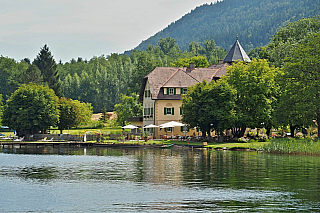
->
(186, 63), (195, 72)
(218, 59), (224, 64)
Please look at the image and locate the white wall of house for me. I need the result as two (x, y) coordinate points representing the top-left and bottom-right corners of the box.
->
(143, 80), (155, 133)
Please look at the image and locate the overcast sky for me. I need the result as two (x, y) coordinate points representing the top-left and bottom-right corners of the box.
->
(0, 0), (216, 62)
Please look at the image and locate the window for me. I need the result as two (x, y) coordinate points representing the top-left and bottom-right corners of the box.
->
(180, 125), (188, 132)
(180, 88), (188, 94)
(166, 107), (172, 115)
(164, 107), (174, 115)
(180, 107), (183, 115)
(166, 88), (176, 95)
(169, 88), (174, 95)
(144, 107), (153, 117)
(183, 88), (188, 94)
(144, 90), (151, 98)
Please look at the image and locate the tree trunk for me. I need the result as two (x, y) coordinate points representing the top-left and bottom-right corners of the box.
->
(290, 125), (296, 137)
(231, 127), (246, 138)
(266, 127), (271, 137)
(239, 127), (246, 138)
(256, 129), (260, 137)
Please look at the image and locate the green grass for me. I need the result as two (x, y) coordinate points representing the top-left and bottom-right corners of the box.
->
(0, 131), (14, 137)
(206, 141), (269, 149)
(259, 138), (320, 155)
(50, 127), (129, 135)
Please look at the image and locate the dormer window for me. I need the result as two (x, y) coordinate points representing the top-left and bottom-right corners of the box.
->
(166, 88), (176, 95)
(169, 88), (174, 95)
(181, 88), (188, 94)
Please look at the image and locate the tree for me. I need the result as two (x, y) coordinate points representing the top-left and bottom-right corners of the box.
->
(71, 99), (93, 125)
(0, 56), (23, 101)
(189, 41), (205, 55)
(264, 17), (320, 68)
(33, 44), (63, 97)
(57, 98), (79, 134)
(182, 80), (236, 138)
(9, 64), (43, 87)
(2, 84), (59, 136)
(0, 94), (3, 125)
(114, 94), (142, 125)
(129, 52), (159, 93)
(170, 56), (209, 68)
(157, 37), (178, 55)
(222, 59), (279, 138)
(280, 33), (320, 135)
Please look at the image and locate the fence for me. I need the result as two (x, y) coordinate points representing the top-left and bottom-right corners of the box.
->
(31, 133), (142, 142)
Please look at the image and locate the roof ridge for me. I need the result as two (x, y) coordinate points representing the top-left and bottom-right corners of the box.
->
(211, 67), (221, 79)
(183, 69), (201, 83)
(160, 68), (180, 88)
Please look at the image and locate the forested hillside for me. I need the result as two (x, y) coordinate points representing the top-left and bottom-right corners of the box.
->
(0, 38), (226, 112)
(126, 0), (320, 54)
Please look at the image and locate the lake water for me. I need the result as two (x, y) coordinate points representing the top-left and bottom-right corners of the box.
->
(1, 145), (320, 212)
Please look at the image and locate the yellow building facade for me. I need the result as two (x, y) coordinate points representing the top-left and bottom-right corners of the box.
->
(140, 37), (251, 138)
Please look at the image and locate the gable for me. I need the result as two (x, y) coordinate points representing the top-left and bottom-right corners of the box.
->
(163, 69), (199, 88)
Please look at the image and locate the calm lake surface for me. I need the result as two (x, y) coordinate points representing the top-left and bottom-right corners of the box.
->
(1, 145), (320, 212)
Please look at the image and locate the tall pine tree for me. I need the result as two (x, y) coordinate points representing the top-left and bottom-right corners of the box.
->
(33, 45), (63, 97)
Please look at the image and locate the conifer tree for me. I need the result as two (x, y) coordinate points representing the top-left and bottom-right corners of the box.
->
(33, 44), (63, 97)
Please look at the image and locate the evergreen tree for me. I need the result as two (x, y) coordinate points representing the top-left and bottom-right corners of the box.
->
(33, 44), (63, 97)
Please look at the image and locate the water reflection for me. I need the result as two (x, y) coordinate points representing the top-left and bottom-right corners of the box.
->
(1, 146), (320, 212)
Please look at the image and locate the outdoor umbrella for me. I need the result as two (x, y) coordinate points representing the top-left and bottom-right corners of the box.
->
(144, 124), (159, 138)
(159, 121), (185, 127)
(143, 124), (159, 128)
(122, 124), (138, 129)
(122, 124), (139, 138)
(159, 121), (185, 138)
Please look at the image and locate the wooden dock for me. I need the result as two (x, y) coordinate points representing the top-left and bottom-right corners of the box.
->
(0, 141), (163, 149)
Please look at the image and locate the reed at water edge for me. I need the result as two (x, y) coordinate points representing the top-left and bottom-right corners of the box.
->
(257, 138), (320, 155)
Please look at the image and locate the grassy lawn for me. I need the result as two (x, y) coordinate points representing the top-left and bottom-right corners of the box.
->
(0, 131), (14, 137)
(206, 141), (270, 149)
(49, 127), (129, 135)
(0, 126), (269, 150)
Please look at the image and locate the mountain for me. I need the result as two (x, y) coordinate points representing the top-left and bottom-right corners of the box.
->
(125, 0), (320, 54)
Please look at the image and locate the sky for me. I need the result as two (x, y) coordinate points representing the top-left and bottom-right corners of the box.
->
(0, 0), (216, 62)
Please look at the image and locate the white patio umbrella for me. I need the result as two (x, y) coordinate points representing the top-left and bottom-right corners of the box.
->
(144, 124), (159, 138)
(159, 121), (185, 138)
(159, 121), (185, 127)
(122, 124), (139, 137)
(122, 124), (139, 129)
(144, 124), (159, 128)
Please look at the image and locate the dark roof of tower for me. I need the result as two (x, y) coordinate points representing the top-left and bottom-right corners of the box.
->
(223, 36), (251, 63)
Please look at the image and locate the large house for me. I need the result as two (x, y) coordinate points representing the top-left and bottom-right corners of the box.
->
(139, 37), (250, 138)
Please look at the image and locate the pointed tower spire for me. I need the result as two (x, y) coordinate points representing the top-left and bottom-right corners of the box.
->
(223, 36), (251, 63)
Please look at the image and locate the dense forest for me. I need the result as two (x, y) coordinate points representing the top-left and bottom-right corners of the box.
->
(0, 38), (226, 112)
(1, 0), (320, 114)
(126, 0), (320, 54)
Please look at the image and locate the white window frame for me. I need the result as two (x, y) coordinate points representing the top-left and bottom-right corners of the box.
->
(183, 88), (188, 94)
(169, 88), (174, 95)
(166, 107), (172, 115)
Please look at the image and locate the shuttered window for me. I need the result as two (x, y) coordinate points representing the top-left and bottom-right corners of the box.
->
(164, 107), (174, 115)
